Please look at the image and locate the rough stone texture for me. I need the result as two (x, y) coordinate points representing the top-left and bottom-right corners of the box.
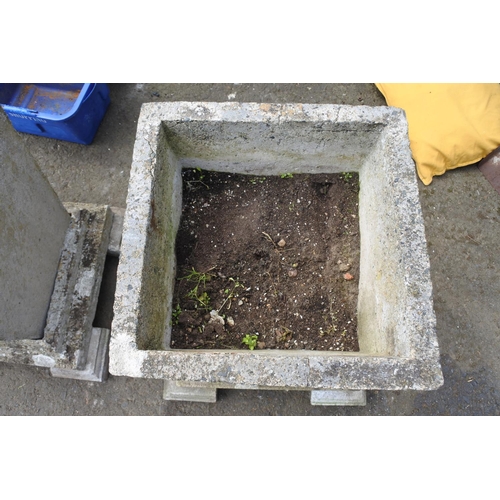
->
(0, 109), (70, 340)
(0, 203), (112, 381)
(44, 203), (112, 370)
(50, 328), (110, 382)
(111, 101), (443, 392)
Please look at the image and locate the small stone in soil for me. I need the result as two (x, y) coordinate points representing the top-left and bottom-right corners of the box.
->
(209, 310), (225, 325)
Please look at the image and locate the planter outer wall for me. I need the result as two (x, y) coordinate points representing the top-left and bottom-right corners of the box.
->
(110, 102), (443, 392)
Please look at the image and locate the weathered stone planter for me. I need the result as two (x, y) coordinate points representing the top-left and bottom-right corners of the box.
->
(110, 102), (443, 404)
(0, 109), (114, 382)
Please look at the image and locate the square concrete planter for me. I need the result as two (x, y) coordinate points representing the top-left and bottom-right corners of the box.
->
(110, 102), (443, 403)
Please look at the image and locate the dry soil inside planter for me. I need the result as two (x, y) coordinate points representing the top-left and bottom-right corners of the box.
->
(170, 169), (360, 351)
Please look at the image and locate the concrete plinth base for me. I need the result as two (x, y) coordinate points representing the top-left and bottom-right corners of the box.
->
(310, 389), (367, 406)
(163, 380), (217, 403)
(163, 381), (366, 406)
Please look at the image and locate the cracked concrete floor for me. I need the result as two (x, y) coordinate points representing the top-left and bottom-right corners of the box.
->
(1, 83), (500, 415)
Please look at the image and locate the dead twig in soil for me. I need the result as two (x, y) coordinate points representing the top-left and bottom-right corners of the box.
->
(262, 231), (278, 248)
(202, 265), (218, 274)
(262, 232), (294, 257)
(217, 277), (245, 313)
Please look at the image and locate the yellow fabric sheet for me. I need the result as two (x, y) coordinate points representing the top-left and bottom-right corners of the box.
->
(375, 83), (500, 185)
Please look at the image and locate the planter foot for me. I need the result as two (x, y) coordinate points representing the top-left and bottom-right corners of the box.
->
(163, 380), (217, 403)
(50, 328), (110, 382)
(310, 389), (366, 406)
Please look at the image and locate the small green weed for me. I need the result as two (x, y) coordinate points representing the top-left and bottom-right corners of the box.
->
(186, 168), (209, 190)
(181, 267), (214, 311)
(280, 173), (294, 179)
(198, 291), (211, 310)
(172, 303), (182, 325)
(249, 176), (266, 185)
(242, 334), (258, 350)
(186, 287), (211, 311)
(182, 267), (213, 287)
(218, 277), (245, 312)
(341, 172), (353, 182)
(277, 326), (293, 342)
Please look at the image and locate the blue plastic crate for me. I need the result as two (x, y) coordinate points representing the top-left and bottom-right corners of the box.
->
(0, 83), (110, 145)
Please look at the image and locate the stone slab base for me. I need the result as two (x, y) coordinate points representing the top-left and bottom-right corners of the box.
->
(310, 389), (367, 406)
(163, 380), (217, 403)
(108, 206), (125, 256)
(163, 380), (367, 406)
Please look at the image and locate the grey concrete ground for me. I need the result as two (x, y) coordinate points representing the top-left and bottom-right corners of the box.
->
(1, 83), (499, 415)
